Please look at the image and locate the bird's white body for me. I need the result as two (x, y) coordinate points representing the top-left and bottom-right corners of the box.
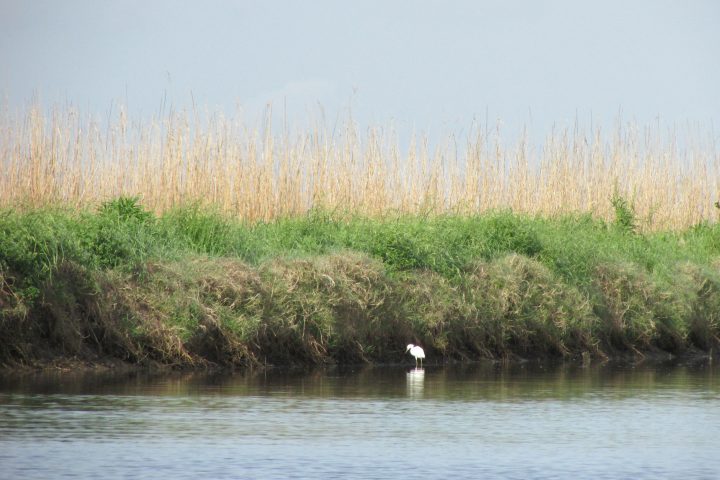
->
(406, 344), (425, 367)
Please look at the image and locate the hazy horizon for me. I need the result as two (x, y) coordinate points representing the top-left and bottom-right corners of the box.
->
(1, 1), (719, 143)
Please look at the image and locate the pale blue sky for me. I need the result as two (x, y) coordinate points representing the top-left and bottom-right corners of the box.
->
(1, 0), (718, 139)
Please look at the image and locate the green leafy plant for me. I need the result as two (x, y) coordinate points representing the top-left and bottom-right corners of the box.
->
(611, 192), (636, 233)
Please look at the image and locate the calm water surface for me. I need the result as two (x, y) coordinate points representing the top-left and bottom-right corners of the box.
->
(0, 361), (718, 479)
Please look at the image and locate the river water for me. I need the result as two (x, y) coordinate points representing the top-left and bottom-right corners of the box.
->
(0, 361), (718, 479)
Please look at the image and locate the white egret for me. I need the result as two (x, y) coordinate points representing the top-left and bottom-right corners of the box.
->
(406, 344), (425, 367)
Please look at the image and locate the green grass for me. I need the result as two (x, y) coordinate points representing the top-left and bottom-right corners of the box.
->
(1, 197), (719, 368)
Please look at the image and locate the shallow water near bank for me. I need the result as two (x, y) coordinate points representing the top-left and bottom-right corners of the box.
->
(1, 361), (718, 479)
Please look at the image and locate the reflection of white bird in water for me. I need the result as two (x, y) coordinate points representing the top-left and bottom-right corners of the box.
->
(406, 344), (425, 367)
(406, 367), (425, 398)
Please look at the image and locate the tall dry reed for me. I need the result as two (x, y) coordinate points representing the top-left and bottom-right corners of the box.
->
(1, 104), (718, 230)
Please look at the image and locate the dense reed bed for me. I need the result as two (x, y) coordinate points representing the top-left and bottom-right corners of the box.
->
(1, 105), (718, 230)
(1, 199), (719, 368)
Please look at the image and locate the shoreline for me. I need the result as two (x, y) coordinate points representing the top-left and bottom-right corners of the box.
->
(1, 348), (715, 377)
(2, 201), (720, 372)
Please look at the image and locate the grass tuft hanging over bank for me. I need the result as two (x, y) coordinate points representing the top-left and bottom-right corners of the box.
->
(1, 198), (720, 369)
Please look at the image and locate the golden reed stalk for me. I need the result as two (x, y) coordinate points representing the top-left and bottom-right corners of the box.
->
(1, 105), (718, 230)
